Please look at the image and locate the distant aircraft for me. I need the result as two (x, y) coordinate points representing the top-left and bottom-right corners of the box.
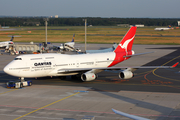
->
(3, 26), (178, 82)
(0, 36), (14, 49)
(1, 26), (10, 29)
(54, 34), (75, 51)
(154, 25), (173, 31)
(112, 109), (150, 120)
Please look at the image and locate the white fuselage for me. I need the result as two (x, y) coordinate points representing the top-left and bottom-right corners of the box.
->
(3, 52), (121, 78)
(0, 41), (13, 48)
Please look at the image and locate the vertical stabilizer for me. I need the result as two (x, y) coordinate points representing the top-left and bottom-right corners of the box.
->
(168, 25), (172, 28)
(71, 34), (75, 42)
(10, 36), (14, 41)
(114, 26), (137, 53)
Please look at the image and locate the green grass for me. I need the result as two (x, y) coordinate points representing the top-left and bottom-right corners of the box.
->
(0, 26), (180, 44)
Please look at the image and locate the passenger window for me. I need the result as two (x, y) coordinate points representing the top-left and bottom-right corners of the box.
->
(14, 58), (22, 60)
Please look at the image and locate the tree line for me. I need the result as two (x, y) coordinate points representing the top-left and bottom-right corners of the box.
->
(0, 17), (179, 26)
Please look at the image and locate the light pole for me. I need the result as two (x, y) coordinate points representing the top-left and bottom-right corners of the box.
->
(83, 19), (87, 52)
(43, 18), (49, 44)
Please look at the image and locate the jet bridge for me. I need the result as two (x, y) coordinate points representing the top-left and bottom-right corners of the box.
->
(14, 44), (40, 53)
(5, 44), (40, 55)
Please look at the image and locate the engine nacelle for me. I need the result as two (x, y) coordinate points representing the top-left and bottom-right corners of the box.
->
(59, 44), (64, 49)
(81, 73), (96, 81)
(119, 70), (133, 79)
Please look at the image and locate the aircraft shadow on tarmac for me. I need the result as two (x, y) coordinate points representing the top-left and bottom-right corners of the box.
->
(95, 88), (180, 120)
(92, 46), (180, 119)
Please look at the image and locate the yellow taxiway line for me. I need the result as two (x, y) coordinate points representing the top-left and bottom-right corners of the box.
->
(152, 55), (180, 82)
(14, 92), (80, 120)
(0, 89), (17, 95)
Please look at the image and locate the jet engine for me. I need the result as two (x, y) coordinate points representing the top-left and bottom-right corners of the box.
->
(119, 70), (133, 79)
(59, 44), (64, 50)
(81, 72), (97, 81)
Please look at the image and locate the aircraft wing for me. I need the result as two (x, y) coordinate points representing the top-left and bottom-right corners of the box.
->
(112, 109), (150, 120)
(57, 62), (179, 74)
(86, 48), (114, 53)
(86, 43), (118, 54)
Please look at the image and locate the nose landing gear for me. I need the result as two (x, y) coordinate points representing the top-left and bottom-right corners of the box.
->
(19, 77), (25, 82)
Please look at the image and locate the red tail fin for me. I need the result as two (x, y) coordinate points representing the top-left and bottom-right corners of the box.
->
(114, 26), (137, 53)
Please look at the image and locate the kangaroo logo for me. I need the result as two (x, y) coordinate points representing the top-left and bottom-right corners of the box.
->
(119, 35), (135, 51)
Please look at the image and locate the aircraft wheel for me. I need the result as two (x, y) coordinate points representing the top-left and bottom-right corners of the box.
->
(59, 76), (66, 80)
(71, 75), (77, 80)
(10, 51), (15, 55)
(71, 75), (81, 80)
(20, 83), (23, 88)
(29, 82), (32, 86)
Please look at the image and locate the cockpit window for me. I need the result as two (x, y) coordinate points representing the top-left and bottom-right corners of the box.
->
(14, 58), (22, 60)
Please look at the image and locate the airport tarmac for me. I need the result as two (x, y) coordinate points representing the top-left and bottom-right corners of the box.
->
(0, 44), (180, 120)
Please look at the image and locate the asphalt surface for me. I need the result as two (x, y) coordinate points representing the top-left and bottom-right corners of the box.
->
(0, 44), (180, 120)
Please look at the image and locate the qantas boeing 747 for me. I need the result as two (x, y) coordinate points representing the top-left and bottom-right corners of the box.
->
(3, 26), (178, 81)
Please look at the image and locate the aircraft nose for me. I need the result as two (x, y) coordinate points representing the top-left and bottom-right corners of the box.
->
(3, 64), (16, 76)
(3, 65), (10, 74)
(3, 62), (22, 77)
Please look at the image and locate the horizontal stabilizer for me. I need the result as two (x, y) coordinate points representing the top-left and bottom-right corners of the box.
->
(124, 52), (154, 58)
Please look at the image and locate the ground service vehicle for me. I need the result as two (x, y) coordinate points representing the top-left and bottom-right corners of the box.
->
(6, 80), (32, 88)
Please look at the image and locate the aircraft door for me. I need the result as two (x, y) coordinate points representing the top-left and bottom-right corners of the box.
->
(94, 59), (97, 66)
(76, 61), (79, 67)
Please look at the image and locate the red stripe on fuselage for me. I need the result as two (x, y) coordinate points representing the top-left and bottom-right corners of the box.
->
(108, 52), (124, 67)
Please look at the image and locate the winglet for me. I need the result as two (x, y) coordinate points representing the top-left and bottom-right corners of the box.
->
(112, 108), (150, 120)
(172, 62), (179, 68)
